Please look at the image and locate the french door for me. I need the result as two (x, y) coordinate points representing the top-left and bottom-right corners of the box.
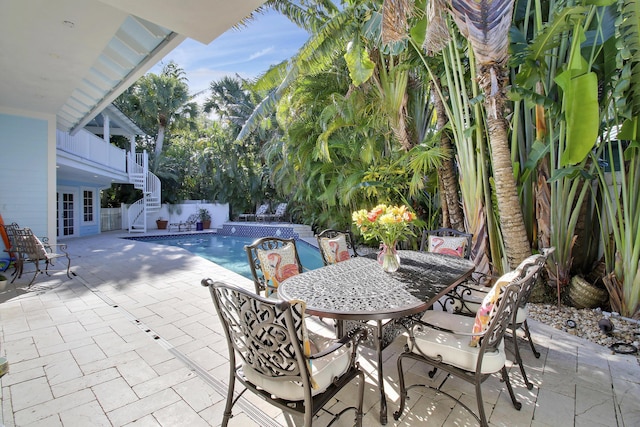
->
(57, 189), (77, 238)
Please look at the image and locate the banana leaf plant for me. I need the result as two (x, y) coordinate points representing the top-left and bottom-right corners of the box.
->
(595, 0), (640, 319)
(510, 1), (611, 291)
(596, 137), (640, 319)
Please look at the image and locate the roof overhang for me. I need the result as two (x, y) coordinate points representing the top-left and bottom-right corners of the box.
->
(0, 0), (266, 133)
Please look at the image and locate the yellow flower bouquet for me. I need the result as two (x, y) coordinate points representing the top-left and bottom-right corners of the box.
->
(352, 204), (417, 272)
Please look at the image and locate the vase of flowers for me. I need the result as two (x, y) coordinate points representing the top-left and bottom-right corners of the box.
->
(352, 204), (417, 273)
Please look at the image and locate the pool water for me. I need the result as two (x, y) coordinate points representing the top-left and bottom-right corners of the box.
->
(138, 234), (324, 279)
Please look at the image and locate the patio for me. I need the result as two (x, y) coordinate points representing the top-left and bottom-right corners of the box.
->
(0, 231), (638, 426)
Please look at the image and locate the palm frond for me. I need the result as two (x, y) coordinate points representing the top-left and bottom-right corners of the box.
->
(236, 0), (328, 33)
(382, 0), (412, 45)
(237, 10), (353, 143)
(423, 0), (451, 55)
(449, 0), (515, 66)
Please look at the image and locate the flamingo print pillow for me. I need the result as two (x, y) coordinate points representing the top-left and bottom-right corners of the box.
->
(257, 243), (301, 291)
(469, 271), (516, 347)
(319, 235), (350, 264)
(427, 236), (468, 257)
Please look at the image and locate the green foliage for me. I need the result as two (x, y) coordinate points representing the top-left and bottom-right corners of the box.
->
(198, 207), (211, 221)
(100, 184), (140, 207)
(115, 61), (198, 157)
(344, 37), (375, 85)
(510, 0), (613, 286)
(596, 139), (640, 318)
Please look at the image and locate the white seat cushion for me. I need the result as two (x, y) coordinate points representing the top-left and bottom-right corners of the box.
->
(459, 288), (485, 313)
(412, 311), (505, 374)
(243, 331), (350, 401)
(516, 304), (528, 324)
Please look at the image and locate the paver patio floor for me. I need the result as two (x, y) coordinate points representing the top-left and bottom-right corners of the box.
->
(1, 231), (638, 426)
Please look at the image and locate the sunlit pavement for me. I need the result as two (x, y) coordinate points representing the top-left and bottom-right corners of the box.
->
(1, 231), (638, 426)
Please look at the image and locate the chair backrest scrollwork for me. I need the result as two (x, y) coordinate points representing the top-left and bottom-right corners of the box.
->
(1, 223), (20, 250)
(478, 283), (519, 354)
(512, 247), (554, 312)
(205, 280), (308, 380)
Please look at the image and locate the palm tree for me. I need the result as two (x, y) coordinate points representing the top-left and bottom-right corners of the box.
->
(117, 61), (198, 159)
(445, 0), (532, 268)
(203, 76), (257, 133)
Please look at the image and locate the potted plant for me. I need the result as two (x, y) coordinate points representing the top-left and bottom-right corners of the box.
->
(0, 274), (8, 291)
(156, 217), (168, 230)
(198, 208), (212, 229)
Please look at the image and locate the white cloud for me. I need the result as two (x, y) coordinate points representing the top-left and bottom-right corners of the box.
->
(248, 46), (275, 61)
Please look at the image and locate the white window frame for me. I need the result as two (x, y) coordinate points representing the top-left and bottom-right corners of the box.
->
(81, 187), (97, 225)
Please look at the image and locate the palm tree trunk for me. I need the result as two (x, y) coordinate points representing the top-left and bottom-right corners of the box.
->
(432, 83), (465, 231)
(155, 125), (166, 156)
(479, 63), (531, 268)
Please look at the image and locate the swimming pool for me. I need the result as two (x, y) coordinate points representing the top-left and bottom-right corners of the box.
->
(132, 234), (324, 279)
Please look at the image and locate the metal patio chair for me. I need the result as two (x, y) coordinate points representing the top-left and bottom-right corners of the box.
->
(420, 228), (477, 312)
(244, 236), (303, 297)
(11, 227), (72, 287)
(315, 229), (359, 266)
(0, 222), (21, 277)
(449, 248), (554, 389)
(394, 270), (530, 427)
(419, 227), (473, 259)
(201, 279), (366, 427)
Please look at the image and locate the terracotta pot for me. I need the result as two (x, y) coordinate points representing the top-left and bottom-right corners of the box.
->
(156, 220), (168, 230)
(202, 220), (211, 229)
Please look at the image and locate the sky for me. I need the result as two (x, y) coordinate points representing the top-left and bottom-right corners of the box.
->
(150, 10), (310, 101)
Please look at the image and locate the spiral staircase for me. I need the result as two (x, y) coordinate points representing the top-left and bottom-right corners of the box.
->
(127, 151), (161, 233)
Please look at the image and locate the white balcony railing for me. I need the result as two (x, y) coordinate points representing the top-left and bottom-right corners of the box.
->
(56, 129), (127, 172)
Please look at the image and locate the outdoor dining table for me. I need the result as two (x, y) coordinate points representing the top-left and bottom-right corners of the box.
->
(278, 250), (475, 425)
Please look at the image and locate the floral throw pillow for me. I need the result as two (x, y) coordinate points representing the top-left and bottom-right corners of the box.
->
(469, 271), (517, 347)
(257, 243), (300, 293)
(427, 235), (468, 258)
(319, 234), (350, 264)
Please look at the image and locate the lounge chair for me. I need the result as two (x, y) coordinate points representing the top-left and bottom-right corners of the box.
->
(258, 202), (288, 222)
(238, 202), (269, 222)
(168, 214), (198, 232)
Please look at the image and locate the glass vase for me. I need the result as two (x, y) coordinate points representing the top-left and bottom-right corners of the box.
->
(377, 241), (401, 273)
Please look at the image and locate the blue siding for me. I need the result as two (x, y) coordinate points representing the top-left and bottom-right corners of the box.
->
(0, 113), (49, 239)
